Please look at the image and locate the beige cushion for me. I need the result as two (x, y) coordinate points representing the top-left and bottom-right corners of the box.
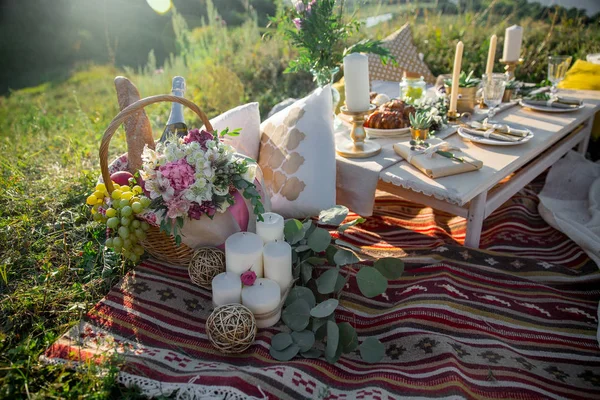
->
(258, 86), (336, 218)
(368, 23), (435, 84)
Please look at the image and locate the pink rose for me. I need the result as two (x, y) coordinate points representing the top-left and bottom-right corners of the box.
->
(183, 129), (214, 149)
(158, 159), (195, 193)
(241, 270), (257, 286)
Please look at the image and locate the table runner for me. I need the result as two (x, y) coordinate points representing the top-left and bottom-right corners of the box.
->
(43, 181), (600, 399)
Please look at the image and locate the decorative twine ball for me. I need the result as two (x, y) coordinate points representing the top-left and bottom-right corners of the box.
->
(188, 247), (226, 288)
(206, 304), (257, 354)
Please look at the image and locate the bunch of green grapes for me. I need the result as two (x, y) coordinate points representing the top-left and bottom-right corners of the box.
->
(86, 182), (151, 263)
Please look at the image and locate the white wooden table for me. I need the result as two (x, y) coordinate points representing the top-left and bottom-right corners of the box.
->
(376, 89), (600, 248)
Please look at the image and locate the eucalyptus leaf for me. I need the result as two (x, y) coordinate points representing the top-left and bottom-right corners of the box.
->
(285, 286), (316, 309)
(295, 245), (311, 252)
(338, 322), (358, 353)
(311, 318), (328, 334)
(338, 217), (366, 233)
(291, 330), (315, 352)
(356, 267), (388, 298)
(306, 257), (326, 266)
(374, 258), (405, 280)
(333, 248), (360, 266)
(284, 219), (305, 244)
(325, 320), (339, 360)
(270, 343), (300, 361)
(359, 337), (385, 364)
(307, 227), (331, 252)
(326, 245), (337, 265)
(282, 299), (311, 331)
(335, 239), (362, 252)
(318, 205), (349, 226)
(301, 263), (313, 284)
(310, 298), (339, 318)
(316, 268), (339, 294)
(271, 333), (293, 351)
(300, 349), (322, 359)
(302, 220), (313, 233)
(334, 273), (347, 294)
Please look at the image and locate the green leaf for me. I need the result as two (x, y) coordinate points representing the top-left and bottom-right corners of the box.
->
(271, 333), (293, 351)
(312, 317), (328, 334)
(338, 322), (359, 353)
(300, 349), (322, 359)
(295, 245), (311, 252)
(325, 245), (337, 265)
(356, 267), (388, 298)
(310, 299), (339, 318)
(270, 344), (300, 361)
(359, 337), (385, 364)
(284, 219), (305, 244)
(291, 330), (315, 352)
(325, 321), (339, 360)
(334, 273), (346, 294)
(282, 299), (311, 331)
(285, 286), (316, 309)
(316, 268), (339, 294)
(301, 263), (313, 284)
(374, 258), (405, 280)
(333, 248), (359, 266)
(318, 205), (349, 226)
(306, 257), (326, 266)
(307, 227), (331, 253)
(338, 217), (366, 233)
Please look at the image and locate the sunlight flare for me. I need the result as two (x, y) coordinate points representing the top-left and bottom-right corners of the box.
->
(146, 0), (172, 14)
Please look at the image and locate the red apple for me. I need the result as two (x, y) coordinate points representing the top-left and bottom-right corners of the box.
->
(110, 171), (134, 186)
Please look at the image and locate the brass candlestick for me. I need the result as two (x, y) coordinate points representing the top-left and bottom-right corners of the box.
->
(336, 104), (381, 159)
(500, 58), (524, 81)
(447, 110), (461, 123)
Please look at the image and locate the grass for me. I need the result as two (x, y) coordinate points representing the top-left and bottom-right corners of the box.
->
(1, 2), (599, 398)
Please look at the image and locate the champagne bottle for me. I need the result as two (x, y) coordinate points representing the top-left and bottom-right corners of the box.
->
(159, 76), (188, 143)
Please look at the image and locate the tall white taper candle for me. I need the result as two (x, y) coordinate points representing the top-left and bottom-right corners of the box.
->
(449, 41), (464, 115)
(485, 34), (497, 76)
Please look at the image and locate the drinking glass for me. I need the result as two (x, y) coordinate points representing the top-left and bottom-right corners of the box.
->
(547, 56), (572, 94)
(482, 73), (507, 123)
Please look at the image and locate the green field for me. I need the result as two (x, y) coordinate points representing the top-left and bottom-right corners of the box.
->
(1, 2), (599, 398)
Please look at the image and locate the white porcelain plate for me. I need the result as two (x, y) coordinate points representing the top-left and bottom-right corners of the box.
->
(457, 127), (534, 146)
(519, 100), (584, 113)
(364, 126), (410, 139)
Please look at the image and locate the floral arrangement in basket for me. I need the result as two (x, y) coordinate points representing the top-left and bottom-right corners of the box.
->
(87, 127), (264, 262)
(140, 128), (264, 243)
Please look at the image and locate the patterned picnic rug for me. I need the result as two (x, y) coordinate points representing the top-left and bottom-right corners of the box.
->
(43, 181), (600, 399)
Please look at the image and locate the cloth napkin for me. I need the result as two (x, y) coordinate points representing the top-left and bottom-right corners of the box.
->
(470, 120), (529, 137)
(461, 126), (523, 142)
(522, 96), (582, 109)
(393, 138), (482, 179)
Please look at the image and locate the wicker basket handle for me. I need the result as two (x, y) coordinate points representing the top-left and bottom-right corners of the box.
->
(100, 94), (214, 194)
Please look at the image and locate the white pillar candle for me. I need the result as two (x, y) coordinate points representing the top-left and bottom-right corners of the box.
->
(502, 25), (523, 62)
(256, 212), (284, 244)
(242, 278), (281, 328)
(225, 232), (264, 277)
(263, 240), (293, 294)
(485, 34), (497, 76)
(343, 53), (371, 112)
(211, 272), (242, 306)
(449, 41), (464, 115)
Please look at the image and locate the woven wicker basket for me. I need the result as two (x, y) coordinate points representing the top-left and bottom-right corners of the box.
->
(99, 94), (214, 266)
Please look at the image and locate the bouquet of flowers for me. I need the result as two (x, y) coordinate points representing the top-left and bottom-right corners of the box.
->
(273, 0), (394, 86)
(140, 128), (265, 244)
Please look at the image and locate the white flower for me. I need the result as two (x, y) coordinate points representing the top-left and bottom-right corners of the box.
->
(217, 199), (231, 213)
(214, 185), (229, 196)
(146, 171), (175, 201)
(242, 164), (256, 183)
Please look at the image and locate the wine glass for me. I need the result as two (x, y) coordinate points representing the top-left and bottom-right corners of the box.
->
(547, 56), (572, 95)
(482, 73), (507, 123)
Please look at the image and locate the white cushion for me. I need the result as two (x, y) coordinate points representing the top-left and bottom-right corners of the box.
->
(258, 86), (336, 218)
(208, 102), (261, 161)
